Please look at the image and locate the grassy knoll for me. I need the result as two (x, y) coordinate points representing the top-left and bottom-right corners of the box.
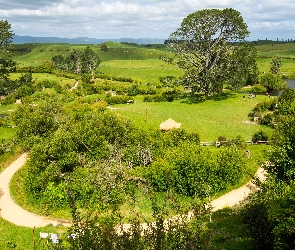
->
(14, 42), (170, 68)
(111, 94), (273, 142)
(10, 142), (268, 223)
(99, 59), (182, 84)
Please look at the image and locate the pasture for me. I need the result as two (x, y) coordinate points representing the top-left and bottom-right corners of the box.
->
(112, 94), (273, 142)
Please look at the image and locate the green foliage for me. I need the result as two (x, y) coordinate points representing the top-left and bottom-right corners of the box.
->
(12, 98), (62, 149)
(1, 93), (15, 104)
(16, 85), (34, 99)
(241, 94), (295, 249)
(277, 88), (295, 115)
(145, 143), (246, 198)
(240, 179), (295, 250)
(266, 116), (295, 183)
(259, 113), (274, 126)
(106, 95), (132, 105)
(0, 138), (15, 155)
(278, 88), (295, 105)
(143, 90), (180, 102)
(52, 46), (100, 74)
(42, 182), (69, 207)
(252, 130), (269, 143)
(259, 72), (287, 91)
(249, 84), (267, 93)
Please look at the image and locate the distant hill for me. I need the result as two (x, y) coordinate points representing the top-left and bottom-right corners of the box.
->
(13, 35), (165, 45)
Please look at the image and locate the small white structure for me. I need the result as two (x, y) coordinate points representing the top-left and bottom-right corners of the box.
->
(160, 118), (181, 130)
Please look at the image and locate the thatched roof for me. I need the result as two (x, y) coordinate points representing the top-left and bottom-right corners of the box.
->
(160, 118), (181, 130)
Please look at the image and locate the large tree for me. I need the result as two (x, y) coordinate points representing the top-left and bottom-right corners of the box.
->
(0, 20), (16, 94)
(166, 8), (256, 96)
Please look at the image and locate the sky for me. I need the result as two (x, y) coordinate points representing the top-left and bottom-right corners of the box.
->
(0, 0), (295, 41)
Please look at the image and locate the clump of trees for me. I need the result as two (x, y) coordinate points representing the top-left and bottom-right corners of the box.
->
(52, 46), (100, 74)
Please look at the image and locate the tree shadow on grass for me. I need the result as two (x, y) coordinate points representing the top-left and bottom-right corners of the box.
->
(180, 92), (237, 104)
(208, 207), (255, 250)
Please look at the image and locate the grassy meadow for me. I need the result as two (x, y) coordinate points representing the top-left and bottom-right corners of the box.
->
(112, 94), (273, 142)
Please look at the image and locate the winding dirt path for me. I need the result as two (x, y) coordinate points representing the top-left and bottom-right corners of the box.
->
(0, 153), (266, 229)
(0, 153), (70, 227)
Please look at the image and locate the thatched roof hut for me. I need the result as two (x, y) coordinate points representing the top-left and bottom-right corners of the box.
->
(160, 118), (181, 130)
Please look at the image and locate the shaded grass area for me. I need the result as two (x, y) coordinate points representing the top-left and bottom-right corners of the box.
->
(0, 147), (23, 174)
(112, 94), (273, 142)
(208, 207), (254, 250)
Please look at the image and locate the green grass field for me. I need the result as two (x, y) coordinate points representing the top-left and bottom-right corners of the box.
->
(111, 94), (273, 142)
(256, 43), (295, 57)
(99, 59), (182, 84)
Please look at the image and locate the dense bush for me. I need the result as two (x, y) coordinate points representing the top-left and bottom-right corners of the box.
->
(105, 95), (132, 105)
(252, 130), (268, 143)
(259, 113), (274, 126)
(253, 98), (277, 113)
(144, 143), (246, 198)
(143, 93), (175, 102)
(249, 84), (267, 93)
(95, 73), (134, 83)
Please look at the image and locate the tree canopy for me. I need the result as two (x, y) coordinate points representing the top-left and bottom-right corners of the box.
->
(166, 8), (258, 96)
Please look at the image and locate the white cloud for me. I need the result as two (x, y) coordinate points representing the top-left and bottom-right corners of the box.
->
(1, 0), (295, 40)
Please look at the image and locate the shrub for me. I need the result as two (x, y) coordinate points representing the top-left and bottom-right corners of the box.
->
(259, 113), (274, 126)
(106, 96), (132, 105)
(252, 130), (268, 143)
(250, 84), (267, 93)
(16, 85), (34, 99)
(42, 182), (69, 208)
(218, 136), (227, 146)
(1, 93), (16, 105)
